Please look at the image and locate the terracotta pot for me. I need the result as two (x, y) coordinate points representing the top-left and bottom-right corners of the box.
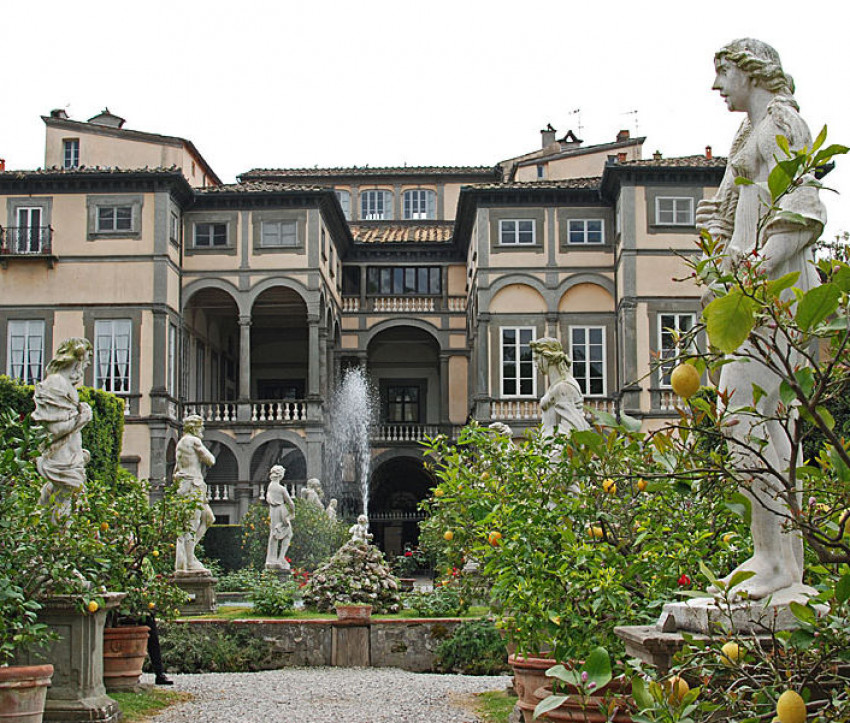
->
(517, 681), (633, 723)
(508, 653), (557, 709)
(334, 604), (372, 622)
(0, 664), (54, 723)
(102, 625), (150, 691)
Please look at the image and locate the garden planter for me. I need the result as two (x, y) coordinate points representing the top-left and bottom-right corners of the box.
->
(102, 625), (150, 691)
(0, 664), (53, 723)
(508, 653), (557, 709)
(517, 680), (633, 723)
(399, 578), (416, 592)
(335, 604), (372, 622)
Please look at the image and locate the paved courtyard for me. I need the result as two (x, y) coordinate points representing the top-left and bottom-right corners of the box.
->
(143, 667), (510, 723)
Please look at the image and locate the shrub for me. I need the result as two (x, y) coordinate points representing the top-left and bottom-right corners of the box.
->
(249, 576), (298, 617)
(154, 623), (275, 673)
(303, 539), (401, 613)
(216, 568), (267, 593)
(434, 618), (509, 675)
(403, 584), (468, 617)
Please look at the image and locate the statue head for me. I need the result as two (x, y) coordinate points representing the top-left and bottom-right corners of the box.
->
(182, 414), (204, 437)
(46, 337), (93, 384)
(357, 514), (368, 526)
(715, 38), (794, 97)
(529, 337), (572, 377)
(270, 465), (285, 482)
(328, 498), (338, 509)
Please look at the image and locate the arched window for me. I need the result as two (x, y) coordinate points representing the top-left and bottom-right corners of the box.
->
(403, 189), (436, 220)
(360, 190), (393, 220)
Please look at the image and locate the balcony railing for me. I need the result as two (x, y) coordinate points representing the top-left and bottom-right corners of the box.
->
(489, 397), (616, 422)
(372, 423), (458, 443)
(0, 226), (53, 255)
(184, 401), (238, 423)
(183, 399), (309, 425)
(251, 400), (307, 423)
(341, 296), (467, 314)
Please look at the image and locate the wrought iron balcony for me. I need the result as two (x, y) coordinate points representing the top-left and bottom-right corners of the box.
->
(0, 226), (54, 256)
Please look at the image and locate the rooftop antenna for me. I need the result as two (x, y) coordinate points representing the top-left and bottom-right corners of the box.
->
(622, 109), (639, 136)
(568, 108), (583, 138)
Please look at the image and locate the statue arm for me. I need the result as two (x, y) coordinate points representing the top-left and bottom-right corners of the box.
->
(193, 439), (216, 467)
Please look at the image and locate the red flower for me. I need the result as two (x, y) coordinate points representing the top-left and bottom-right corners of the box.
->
(404, 551), (413, 557)
(678, 574), (691, 587)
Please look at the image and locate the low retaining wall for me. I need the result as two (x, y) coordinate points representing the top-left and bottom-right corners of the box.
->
(178, 618), (466, 672)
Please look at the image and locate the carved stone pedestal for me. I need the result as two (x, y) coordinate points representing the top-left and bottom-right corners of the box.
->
(14, 593), (125, 723)
(173, 571), (217, 615)
(264, 566), (292, 584)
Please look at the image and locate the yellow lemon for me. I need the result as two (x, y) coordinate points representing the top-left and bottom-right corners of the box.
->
(720, 641), (741, 666)
(670, 364), (700, 399)
(488, 531), (502, 546)
(722, 533), (734, 544)
(665, 676), (689, 705)
(87, 600), (99, 614)
(100, 522), (109, 532)
(480, 471), (490, 481)
(637, 479), (648, 492)
(588, 525), (604, 539)
(434, 488), (445, 498)
(151, 550), (160, 557)
(602, 478), (617, 495)
(148, 602), (156, 610)
(775, 690), (806, 723)
(443, 530), (454, 541)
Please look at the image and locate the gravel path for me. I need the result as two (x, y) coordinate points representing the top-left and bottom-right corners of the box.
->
(143, 668), (510, 723)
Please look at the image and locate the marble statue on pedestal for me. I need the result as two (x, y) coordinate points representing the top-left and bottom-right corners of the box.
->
(529, 337), (590, 438)
(694, 38), (826, 604)
(326, 498), (338, 521)
(349, 514), (372, 543)
(300, 478), (324, 508)
(32, 338), (93, 522)
(264, 465), (295, 570)
(173, 415), (216, 573)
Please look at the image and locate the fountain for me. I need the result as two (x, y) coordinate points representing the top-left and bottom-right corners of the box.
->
(325, 366), (375, 517)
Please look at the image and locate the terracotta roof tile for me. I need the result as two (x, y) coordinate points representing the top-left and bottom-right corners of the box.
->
(197, 181), (331, 194)
(465, 177), (602, 191)
(350, 222), (454, 244)
(0, 166), (185, 177)
(241, 165), (500, 180)
(619, 155), (727, 168)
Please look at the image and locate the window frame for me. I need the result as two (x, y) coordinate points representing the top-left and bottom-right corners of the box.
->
(335, 190), (351, 220)
(366, 266), (441, 296)
(499, 219), (537, 246)
(500, 326), (536, 398)
(6, 319), (45, 384)
(94, 318), (132, 396)
(360, 190), (393, 220)
(658, 312), (696, 386)
(569, 325), (606, 397)
(194, 222), (229, 248)
(96, 205), (133, 233)
(567, 218), (605, 245)
(655, 196), (695, 226)
(86, 194), (143, 240)
(381, 380), (425, 424)
(63, 139), (80, 169)
(259, 219), (298, 248)
(402, 189), (436, 220)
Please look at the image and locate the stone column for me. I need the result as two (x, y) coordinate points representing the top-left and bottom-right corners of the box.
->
(473, 313), (491, 419)
(545, 312), (559, 340)
(319, 326), (329, 398)
(308, 314), (320, 397)
(439, 352), (450, 426)
(238, 315), (252, 401)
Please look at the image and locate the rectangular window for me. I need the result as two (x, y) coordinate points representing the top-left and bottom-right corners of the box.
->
(260, 220), (297, 247)
(321, 228), (327, 259)
(6, 320), (45, 384)
(499, 219), (536, 245)
(167, 322), (178, 397)
(335, 190), (351, 220)
(403, 190), (435, 220)
(658, 313), (695, 385)
(63, 139), (80, 169)
(14, 207), (45, 253)
(96, 206), (133, 232)
(655, 197), (694, 226)
(170, 212), (180, 243)
(567, 219), (604, 244)
(94, 319), (131, 394)
(570, 326), (606, 396)
(385, 384), (421, 423)
(536, 164), (545, 179)
(366, 266), (442, 295)
(194, 223), (228, 247)
(501, 327), (536, 397)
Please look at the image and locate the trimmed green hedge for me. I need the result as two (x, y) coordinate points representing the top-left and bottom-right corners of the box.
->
(0, 375), (124, 486)
(204, 525), (245, 572)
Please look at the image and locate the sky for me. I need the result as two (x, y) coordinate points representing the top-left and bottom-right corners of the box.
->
(1, 0), (848, 238)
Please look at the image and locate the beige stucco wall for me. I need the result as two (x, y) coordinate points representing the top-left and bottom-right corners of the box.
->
(121, 424), (151, 480)
(490, 284), (547, 313)
(558, 283), (614, 312)
(448, 355), (468, 424)
(441, 183), (463, 221)
(634, 256), (695, 298)
(447, 264), (466, 296)
(52, 311), (85, 351)
(513, 145), (642, 182)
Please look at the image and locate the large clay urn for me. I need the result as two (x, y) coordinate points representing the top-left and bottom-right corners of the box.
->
(102, 625), (150, 691)
(0, 664), (54, 723)
(508, 653), (555, 709)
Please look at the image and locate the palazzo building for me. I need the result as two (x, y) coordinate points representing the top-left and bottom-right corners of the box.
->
(0, 109), (724, 553)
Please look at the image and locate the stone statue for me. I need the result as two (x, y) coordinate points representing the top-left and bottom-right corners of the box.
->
(488, 421), (514, 438)
(349, 514), (372, 543)
(529, 337), (590, 437)
(173, 415), (216, 573)
(695, 39), (826, 601)
(264, 465), (295, 570)
(326, 498), (338, 521)
(301, 478), (324, 508)
(32, 338), (93, 522)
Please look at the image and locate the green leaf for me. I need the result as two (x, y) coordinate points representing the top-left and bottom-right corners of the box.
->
(796, 283), (840, 331)
(832, 265), (850, 292)
(619, 413), (643, 434)
(811, 126), (827, 153)
(788, 628), (816, 650)
(734, 176), (755, 186)
(589, 410), (618, 429)
(835, 573), (850, 604)
(632, 677), (653, 710)
(571, 430), (604, 449)
(703, 291), (757, 353)
(776, 134), (791, 156)
(545, 664), (581, 686)
(533, 694), (569, 719)
(815, 406), (835, 431)
(727, 569), (757, 591)
(789, 600), (816, 625)
(828, 444), (850, 484)
(768, 162), (792, 201)
(725, 492), (752, 526)
(766, 271), (800, 297)
(751, 384), (766, 405)
(582, 647), (612, 691)
(779, 380), (796, 407)
(794, 367), (815, 397)
(698, 561), (718, 588)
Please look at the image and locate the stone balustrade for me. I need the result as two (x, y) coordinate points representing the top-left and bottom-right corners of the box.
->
(251, 400), (307, 423)
(184, 401), (238, 423)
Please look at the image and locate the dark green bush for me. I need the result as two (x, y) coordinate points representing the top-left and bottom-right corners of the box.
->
(434, 618), (509, 675)
(403, 584), (468, 617)
(249, 576), (298, 616)
(153, 623), (275, 673)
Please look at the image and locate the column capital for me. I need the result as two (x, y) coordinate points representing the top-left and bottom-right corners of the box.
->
(307, 313), (321, 325)
(238, 315), (252, 327)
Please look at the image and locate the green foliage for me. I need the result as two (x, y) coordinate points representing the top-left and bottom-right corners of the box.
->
(240, 499), (348, 571)
(433, 618), (509, 675)
(302, 539), (401, 613)
(154, 622), (275, 673)
(249, 575), (298, 616)
(403, 584), (468, 617)
(216, 567), (267, 592)
(534, 647), (615, 719)
(109, 689), (188, 723)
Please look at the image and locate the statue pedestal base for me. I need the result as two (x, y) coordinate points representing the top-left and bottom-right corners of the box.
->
(172, 571), (217, 615)
(264, 565), (291, 583)
(14, 593), (125, 723)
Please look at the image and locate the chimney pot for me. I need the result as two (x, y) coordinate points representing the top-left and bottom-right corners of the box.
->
(653, 150), (662, 161)
(617, 152), (627, 162)
(705, 145), (713, 159)
(0, 159), (5, 171)
(540, 124), (557, 148)
(50, 108), (69, 119)
(617, 129), (630, 142)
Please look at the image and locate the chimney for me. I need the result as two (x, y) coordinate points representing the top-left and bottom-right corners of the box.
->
(616, 129), (630, 143)
(705, 145), (713, 159)
(0, 159), (5, 171)
(541, 124), (557, 148)
(49, 108), (69, 119)
(653, 150), (663, 161)
(88, 108), (126, 129)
